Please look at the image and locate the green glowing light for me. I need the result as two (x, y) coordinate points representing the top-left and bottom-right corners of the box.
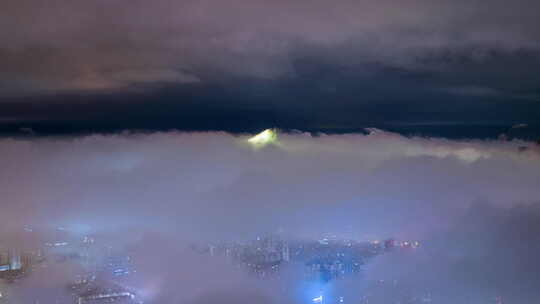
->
(247, 129), (278, 148)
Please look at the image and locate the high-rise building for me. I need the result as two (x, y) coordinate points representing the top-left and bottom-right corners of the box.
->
(0, 251), (8, 267)
(100, 255), (133, 277)
(384, 239), (396, 251)
(8, 249), (22, 271)
(281, 243), (290, 262)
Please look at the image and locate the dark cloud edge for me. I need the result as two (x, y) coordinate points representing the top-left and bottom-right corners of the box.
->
(1, 124), (540, 141)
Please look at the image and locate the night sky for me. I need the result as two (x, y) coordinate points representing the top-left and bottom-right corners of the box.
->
(2, 1), (540, 303)
(2, 0), (540, 138)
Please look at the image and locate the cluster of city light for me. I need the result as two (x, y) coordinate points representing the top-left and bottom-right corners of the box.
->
(78, 291), (135, 304)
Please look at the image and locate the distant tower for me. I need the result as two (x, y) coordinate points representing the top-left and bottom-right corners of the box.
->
(281, 243), (290, 262)
(384, 239), (396, 251)
(0, 251), (8, 265)
(9, 249), (22, 270)
(0, 251), (9, 272)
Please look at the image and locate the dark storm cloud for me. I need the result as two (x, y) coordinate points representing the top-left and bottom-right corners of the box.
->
(1, 0), (540, 97)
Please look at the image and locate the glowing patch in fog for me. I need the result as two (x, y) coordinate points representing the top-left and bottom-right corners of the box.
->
(247, 129), (277, 148)
(313, 295), (323, 303)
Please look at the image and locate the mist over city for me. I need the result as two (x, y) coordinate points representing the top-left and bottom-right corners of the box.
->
(2, 0), (540, 303)
(0, 129), (539, 303)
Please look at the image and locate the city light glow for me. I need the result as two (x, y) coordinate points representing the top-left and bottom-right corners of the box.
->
(247, 129), (277, 148)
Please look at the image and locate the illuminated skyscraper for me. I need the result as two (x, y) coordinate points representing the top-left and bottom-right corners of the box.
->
(8, 249), (21, 271)
(281, 243), (290, 262)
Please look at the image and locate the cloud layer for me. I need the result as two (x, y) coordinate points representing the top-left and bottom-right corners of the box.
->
(1, 130), (540, 302)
